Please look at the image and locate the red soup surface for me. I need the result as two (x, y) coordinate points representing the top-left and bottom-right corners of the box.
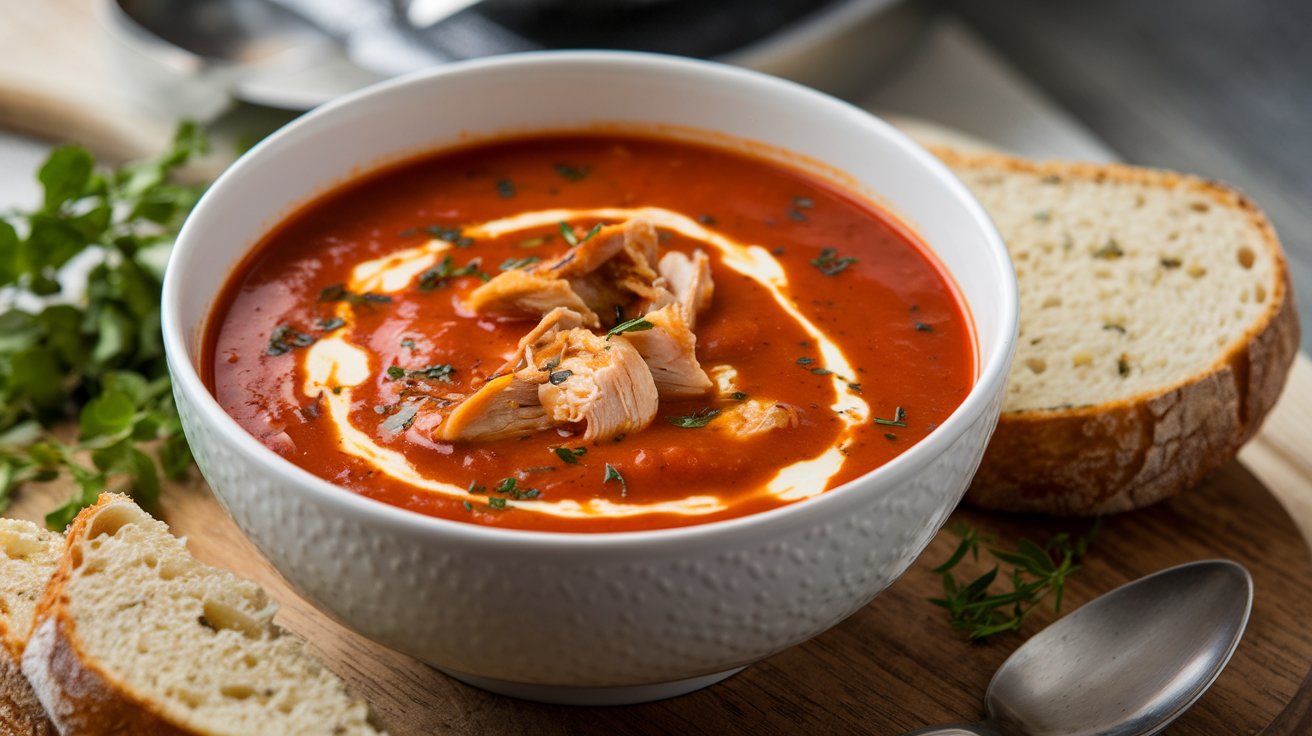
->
(205, 133), (975, 532)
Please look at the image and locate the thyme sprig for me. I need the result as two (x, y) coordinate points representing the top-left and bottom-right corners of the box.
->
(929, 520), (1100, 640)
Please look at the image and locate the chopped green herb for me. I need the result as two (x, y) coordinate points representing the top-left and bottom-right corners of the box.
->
(319, 283), (393, 305)
(874, 406), (907, 428)
(667, 408), (721, 428)
(884, 432), (897, 441)
(380, 402), (418, 434)
(848, 382), (863, 394)
(401, 338), (416, 349)
(552, 446), (587, 465)
(331, 386), (343, 395)
(915, 322), (934, 333)
(549, 370), (572, 385)
(488, 496), (508, 510)
(467, 480), (486, 494)
(730, 391), (748, 401)
(796, 357), (815, 366)
(810, 367), (832, 376)
(389, 364), (455, 382)
(425, 225), (475, 248)
(541, 356), (561, 372)
(580, 223), (602, 244)
(499, 256), (540, 271)
(558, 221), (602, 247)
(697, 214), (716, 225)
(267, 324), (317, 356)
(417, 255), (489, 290)
(495, 477), (518, 495)
(317, 317), (346, 331)
(810, 247), (858, 276)
(554, 162), (591, 181)
(463, 500), (474, 511)
(603, 463), (626, 495)
(788, 208), (808, 222)
(496, 178), (516, 199)
(606, 317), (654, 339)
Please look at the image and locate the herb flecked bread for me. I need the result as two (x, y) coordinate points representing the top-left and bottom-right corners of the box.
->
(20, 494), (386, 735)
(0, 519), (62, 736)
(937, 148), (1300, 515)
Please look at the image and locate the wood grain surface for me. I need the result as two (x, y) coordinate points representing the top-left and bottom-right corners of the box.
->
(7, 440), (1311, 734)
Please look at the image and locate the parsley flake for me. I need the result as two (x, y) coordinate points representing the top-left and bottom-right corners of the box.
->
(553, 446), (587, 465)
(554, 162), (592, 181)
(267, 324), (316, 356)
(603, 463), (627, 495)
(549, 370), (573, 385)
(606, 316), (654, 339)
(499, 256), (540, 271)
(810, 248), (859, 276)
(874, 406), (908, 428)
(319, 283), (393, 306)
(667, 408), (721, 428)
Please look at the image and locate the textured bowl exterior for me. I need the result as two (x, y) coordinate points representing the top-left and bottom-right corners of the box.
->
(163, 52), (1016, 693)
(173, 383), (1001, 686)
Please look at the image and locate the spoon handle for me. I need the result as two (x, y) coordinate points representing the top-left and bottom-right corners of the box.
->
(901, 724), (1006, 736)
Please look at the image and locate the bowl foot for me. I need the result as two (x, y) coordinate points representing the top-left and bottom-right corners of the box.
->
(437, 666), (748, 706)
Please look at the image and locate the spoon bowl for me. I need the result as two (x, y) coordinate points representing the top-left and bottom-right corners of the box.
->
(908, 560), (1253, 736)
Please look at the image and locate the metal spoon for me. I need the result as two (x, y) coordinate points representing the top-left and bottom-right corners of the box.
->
(905, 559), (1253, 736)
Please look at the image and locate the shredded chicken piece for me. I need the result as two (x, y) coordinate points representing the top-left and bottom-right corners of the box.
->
(659, 249), (714, 329)
(717, 400), (801, 437)
(465, 268), (600, 327)
(624, 304), (713, 399)
(537, 330), (658, 442)
(434, 373), (552, 442)
(495, 307), (585, 375)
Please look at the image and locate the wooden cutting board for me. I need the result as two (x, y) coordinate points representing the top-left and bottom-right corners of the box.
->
(7, 434), (1312, 735)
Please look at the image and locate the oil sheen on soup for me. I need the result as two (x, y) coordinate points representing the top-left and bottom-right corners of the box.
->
(206, 134), (975, 532)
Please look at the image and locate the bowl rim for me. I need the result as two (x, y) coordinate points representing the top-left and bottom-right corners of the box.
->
(162, 49), (1017, 550)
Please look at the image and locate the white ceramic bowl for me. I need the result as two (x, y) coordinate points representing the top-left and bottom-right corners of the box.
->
(162, 51), (1016, 706)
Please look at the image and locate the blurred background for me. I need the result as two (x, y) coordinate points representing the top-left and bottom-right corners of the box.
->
(1, 0), (1307, 346)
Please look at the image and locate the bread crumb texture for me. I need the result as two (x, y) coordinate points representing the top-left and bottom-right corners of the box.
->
(938, 150), (1299, 515)
(953, 159), (1280, 411)
(0, 518), (62, 736)
(34, 496), (386, 735)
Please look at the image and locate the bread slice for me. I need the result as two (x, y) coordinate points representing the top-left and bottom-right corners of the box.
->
(936, 148), (1300, 515)
(0, 519), (62, 736)
(20, 494), (386, 735)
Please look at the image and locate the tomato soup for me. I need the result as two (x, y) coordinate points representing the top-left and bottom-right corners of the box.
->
(204, 134), (974, 532)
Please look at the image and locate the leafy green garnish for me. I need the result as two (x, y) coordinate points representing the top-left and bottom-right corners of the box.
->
(417, 255), (488, 291)
(874, 406), (907, 428)
(666, 408), (720, 428)
(548, 370), (572, 385)
(606, 316), (653, 339)
(319, 283), (392, 306)
(554, 163), (591, 181)
(552, 446), (587, 465)
(810, 247), (858, 276)
(558, 221), (602, 247)
(266, 324), (316, 356)
(929, 520), (1100, 640)
(0, 123), (207, 526)
(496, 178), (516, 199)
(387, 364), (455, 382)
(425, 225), (474, 248)
(603, 463), (626, 495)
(499, 256), (540, 272)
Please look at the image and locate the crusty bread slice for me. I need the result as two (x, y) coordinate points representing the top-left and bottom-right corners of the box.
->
(936, 148), (1300, 515)
(0, 519), (62, 736)
(21, 494), (386, 735)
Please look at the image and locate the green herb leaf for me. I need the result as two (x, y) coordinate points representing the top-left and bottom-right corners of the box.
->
(558, 221), (580, 246)
(874, 406), (907, 428)
(603, 463), (626, 495)
(667, 408), (721, 428)
(499, 256), (540, 271)
(928, 521), (1099, 640)
(810, 247), (859, 276)
(417, 255), (488, 290)
(606, 317), (654, 339)
(552, 446), (587, 465)
(548, 369), (572, 385)
(0, 122), (208, 523)
(319, 283), (392, 306)
(554, 163), (592, 181)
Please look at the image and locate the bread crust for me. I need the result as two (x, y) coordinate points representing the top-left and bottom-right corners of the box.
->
(933, 149), (1301, 515)
(1, 648), (55, 736)
(21, 494), (196, 736)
